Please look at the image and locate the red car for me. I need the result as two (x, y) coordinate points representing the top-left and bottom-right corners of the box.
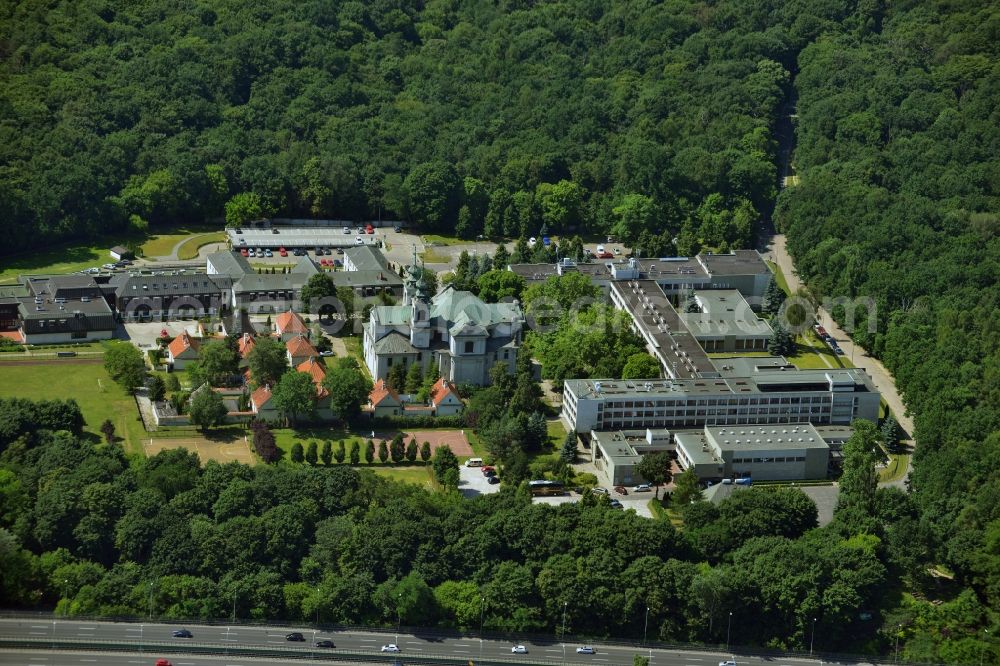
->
(279, 247), (288, 257)
(366, 224), (374, 234)
(597, 251), (614, 259)
(240, 248), (249, 257)
(481, 466), (495, 474)
(156, 660), (173, 666)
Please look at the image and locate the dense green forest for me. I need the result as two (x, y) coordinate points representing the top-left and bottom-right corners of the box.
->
(1, 0), (824, 253)
(776, 0), (1000, 663)
(0, 401), (912, 656)
(2, 0), (999, 662)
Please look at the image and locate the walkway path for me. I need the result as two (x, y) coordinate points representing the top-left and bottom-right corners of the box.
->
(764, 234), (914, 487)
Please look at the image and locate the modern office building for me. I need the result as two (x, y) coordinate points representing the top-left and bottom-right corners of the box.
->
(562, 368), (880, 434)
(508, 250), (772, 304)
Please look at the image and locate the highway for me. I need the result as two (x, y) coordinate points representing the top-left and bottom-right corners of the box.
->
(0, 618), (843, 666)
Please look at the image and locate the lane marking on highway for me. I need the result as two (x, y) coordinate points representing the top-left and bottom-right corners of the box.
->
(454, 643), (470, 647)
(546, 649), (562, 653)
(79, 627), (95, 630)
(454, 650), (470, 653)
(408, 648), (423, 651)
(80, 660), (98, 663)
(29, 632), (47, 635)
(360, 638), (378, 642)
(30, 625), (48, 629)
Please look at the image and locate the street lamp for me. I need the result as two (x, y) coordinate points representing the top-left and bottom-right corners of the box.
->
(395, 593), (402, 644)
(809, 618), (817, 656)
(232, 590), (237, 623)
(315, 587), (320, 627)
(895, 624), (901, 663)
(148, 581), (154, 621)
(726, 612), (732, 650)
(562, 601), (568, 665)
(980, 629), (988, 666)
(643, 607), (650, 647)
(480, 596), (486, 661)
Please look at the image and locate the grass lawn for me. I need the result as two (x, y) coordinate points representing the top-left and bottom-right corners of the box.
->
(421, 248), (451, 264)
(341, 336), (367, 372)
(0, 361), (146, 455)
(139, 224), (219, 257)
(0, 237), (138, 284)
(766, 260), (791, 295)
(879, 453), (911, 483)
(371, 465), (439, 489)
(421, 235), (475, 246)
(175, 232), (226, 260)
(788, 330), (853, 370)
(547, 419), (567, 446)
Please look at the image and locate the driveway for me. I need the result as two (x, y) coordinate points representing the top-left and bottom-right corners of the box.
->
(532, 493), (654, 518)
(123, 320), (195, 347)
(765, 234), (914, 488)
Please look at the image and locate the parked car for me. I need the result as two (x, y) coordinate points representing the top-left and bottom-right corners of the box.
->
(511, 645), (528, 654)
(488, 476), (500, 485)
(171, 629), (192, 638)
(333, 259), (343, 267)
(279, 247), (288, 257)
(120, 259), (133, 265)
(381, 644), (401, 653)
(597, 251), (614, 259)
(342, 226), (351, 234)
(286, 632), (305, 642)
(264, 249), (273, 257)
(355, 236), (364, 245)
(609, 500), (624, 510)
(719, 661), (737, 666)
(835, 347), (846, 355)
(366, 224), (374, 234)
(613, 486), (628, 495)
(633, 483), (652, 493)
(320, 350), (335, 357)
(102, 263), (117, 269)
(315, 639), (335, 648)
(591, 487), (609, 495)
(323, 247), (332, 255)
(480, 465), (495, 473)
(528, 237), (537, 247)
(484, 470), (497, 478)
(576, 647), (596, 654)
(393, 224), (402, 232)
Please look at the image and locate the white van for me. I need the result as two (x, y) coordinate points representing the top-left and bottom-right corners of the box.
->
(596, 244), (605, 254)
(465, 458), (483, 467)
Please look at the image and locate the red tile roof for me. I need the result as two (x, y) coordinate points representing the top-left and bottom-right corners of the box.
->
(250, 385), (273, 411)
(238, 333), (256, 358)
(168, 331), (199, 359)
(430, 377), (459, 406)
(296, 358), (328, 399)
(369, 379), (401, 407)
(286, 334), (318, 359)
(275, 309), (308, 334)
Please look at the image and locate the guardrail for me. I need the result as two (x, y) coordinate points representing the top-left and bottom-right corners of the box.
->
(0, 636), (570, 666)
(0, 611), (939, 666)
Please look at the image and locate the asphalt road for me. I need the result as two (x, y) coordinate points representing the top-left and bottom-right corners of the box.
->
(764, 234), (915, 488)
(0, 619), (845, 666)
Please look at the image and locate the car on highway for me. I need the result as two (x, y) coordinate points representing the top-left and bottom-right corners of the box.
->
(171, 629), (192, 638)
(633, 483), (652, 492)
(315, 639), (336, 648)
(576, 646), (596, 654)
(381, 644), (401, 652)
(155, 660), (173, 666)
(511, 645), (528, 654)
(285, 632), (305, 641)
(719, 661), (737, 666)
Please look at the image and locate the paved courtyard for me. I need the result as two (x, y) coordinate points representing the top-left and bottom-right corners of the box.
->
(459, 465), (502, 499)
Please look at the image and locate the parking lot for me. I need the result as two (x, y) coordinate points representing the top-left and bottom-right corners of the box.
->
(532, 491), (655, 518)
(459, 464), (502, 499)
(229, 225), (381, 250)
